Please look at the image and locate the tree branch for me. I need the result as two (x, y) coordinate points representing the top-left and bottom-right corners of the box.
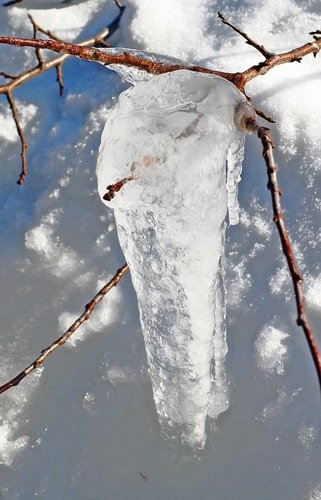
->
(241, 114), (321, 389)
(0, 36), (238, 82)
(0, 1), (125, 184)
(217, 13), (321, 90)
(0, 18), (320, 94)
(0, 263), (128, 395)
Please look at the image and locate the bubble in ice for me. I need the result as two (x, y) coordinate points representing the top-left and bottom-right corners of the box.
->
(97, 69), (254, 448)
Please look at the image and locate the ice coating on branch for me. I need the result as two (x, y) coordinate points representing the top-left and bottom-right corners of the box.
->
(100, 47), (184, 85)
(97, 70), (250, 448)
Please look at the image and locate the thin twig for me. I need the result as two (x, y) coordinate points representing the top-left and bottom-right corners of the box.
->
(0, 29), (111, 95)
(103, 177), (135, 201)
(27, 14), (44, 68)
(254, 106), (276, 124)
(0, 71), (16, 79)
(243, 116), (321, 389)
(0, 1), (125, 184)
(218, 12), (274, 59)
(27, 13), (64, 43)
(6, 91), (27, 185)
(56, 63), (64, 96)
(0, 263), (129, 395)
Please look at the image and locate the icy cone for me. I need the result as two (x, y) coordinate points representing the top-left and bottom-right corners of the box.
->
(97, 70), (251, 448)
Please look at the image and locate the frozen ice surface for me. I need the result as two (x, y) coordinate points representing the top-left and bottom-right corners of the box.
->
(97, 70), (248, 447)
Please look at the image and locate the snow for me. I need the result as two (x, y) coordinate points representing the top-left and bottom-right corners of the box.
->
(306, 274), (321, 312)
(0, 101), (37, 143)
(129, 0), (215, 60)
(10, 0), (107, 40)
(255, 324), (289, 375)
(0, 0), (321, 497)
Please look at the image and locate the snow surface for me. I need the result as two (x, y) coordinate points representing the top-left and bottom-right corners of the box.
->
(0, 0), (321, 498)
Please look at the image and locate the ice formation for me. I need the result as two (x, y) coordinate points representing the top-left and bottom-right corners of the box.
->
(101, 47), (184, 85)
(96, 70), (253, 448)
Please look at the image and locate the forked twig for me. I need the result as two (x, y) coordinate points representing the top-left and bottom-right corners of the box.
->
(56, 63), (64, 96)
(0, 0), (125, 184)
(218, 12), (274, 59)
(0, 264), (128, 395)
(243, 116), (321, 389)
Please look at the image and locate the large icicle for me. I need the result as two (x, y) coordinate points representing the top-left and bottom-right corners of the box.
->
(96, 70), (254, 448)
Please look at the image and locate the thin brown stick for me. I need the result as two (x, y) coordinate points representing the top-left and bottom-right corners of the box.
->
(6, 91), (27, 185)
(242, 116), (321, 389)
(56, 63), (64, 96)
(27, 13), (64, 43)
(0, 263), (129, 395)
(103, 177), (135, 201)
(218, 12), (274, 59)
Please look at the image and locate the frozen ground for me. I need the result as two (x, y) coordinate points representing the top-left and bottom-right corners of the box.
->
(0, 0), (321, 498)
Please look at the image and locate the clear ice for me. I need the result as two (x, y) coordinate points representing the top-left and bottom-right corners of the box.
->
(100, 47), (185, 85)
(96, 70), (252, 448)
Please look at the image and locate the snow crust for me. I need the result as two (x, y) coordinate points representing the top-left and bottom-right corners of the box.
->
(129, 0), (215, 61)
(255, 324), (289, 375)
